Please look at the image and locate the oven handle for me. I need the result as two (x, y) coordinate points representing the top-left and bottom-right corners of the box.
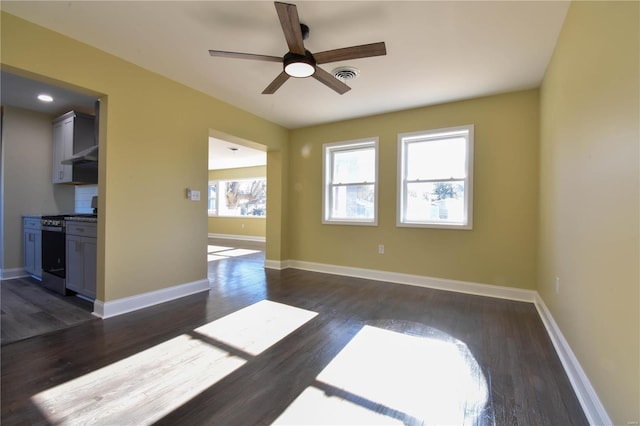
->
(42, 226), (64, 232)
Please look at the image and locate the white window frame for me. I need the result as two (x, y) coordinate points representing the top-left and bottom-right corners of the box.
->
(207, 180), (218, 216)
(323, 137), (379, 226)
(397, 125), (474, 230)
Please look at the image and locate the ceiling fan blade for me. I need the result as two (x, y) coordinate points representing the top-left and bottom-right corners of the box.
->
(312, 67), (351, 95)
(262, 71), (290, 94)
(209, 50), (282, 63)
(313, 42), (387, 64)
(275, 2), (306, 55)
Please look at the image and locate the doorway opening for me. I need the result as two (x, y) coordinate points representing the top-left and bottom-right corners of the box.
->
(207, 131), (267, 276)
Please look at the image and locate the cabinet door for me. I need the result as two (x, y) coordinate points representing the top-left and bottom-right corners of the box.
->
(24, 230), (36, 275)
(66, 236), (83, 293)
(52, 117), (73, 183)
(83, 238), (97, 298)
(34, 231), (42, 278)
(73, 115), (96, 154)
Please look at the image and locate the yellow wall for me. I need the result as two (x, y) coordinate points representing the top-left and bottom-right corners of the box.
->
(267, 150), (287, 261)
(208, 165), (266, 238)
(209, 165), (266, 181)
(539, 2), (639, 424)
(289, 90), (540, 289)
(1, 12), (289, 301)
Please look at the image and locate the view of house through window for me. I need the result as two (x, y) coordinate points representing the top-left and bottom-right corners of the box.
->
(398, 125), (474, 229)
(323, 138), (378, 225)
(208, 178), (266, 217)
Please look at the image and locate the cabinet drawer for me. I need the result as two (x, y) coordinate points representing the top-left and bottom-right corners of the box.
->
(66, 222), (97, 238)
(24, 218), (41, 230)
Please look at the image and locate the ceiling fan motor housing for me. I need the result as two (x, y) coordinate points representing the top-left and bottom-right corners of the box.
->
(300, 23), (309, 40)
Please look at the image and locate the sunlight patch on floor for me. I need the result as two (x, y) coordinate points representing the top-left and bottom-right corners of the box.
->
(195, 300), (317, 356)
(32, 334), (246, 425)
(207, 245), (260, 262)
(207, 245), (233, 252)
(207, 253), (228, 262)
(31, 300), (316, 425)
(274, 325), (488, 425)
(216, 248), (260, 257)
(274, 386), (403, 425)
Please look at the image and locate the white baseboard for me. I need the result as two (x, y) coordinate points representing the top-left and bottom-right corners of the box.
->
(1, 268), (29, 280)
(92, 279), (210, 319)
(264, 259), (291, 270)
(208, 233), (265, 243)
(287, 259), (537, 302)
(534, 294), (612, 426)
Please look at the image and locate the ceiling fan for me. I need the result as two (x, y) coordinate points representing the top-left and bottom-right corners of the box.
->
(208, 1), (387, 95)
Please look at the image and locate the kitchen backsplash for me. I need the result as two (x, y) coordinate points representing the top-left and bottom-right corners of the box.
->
(75, 185), (98, 213)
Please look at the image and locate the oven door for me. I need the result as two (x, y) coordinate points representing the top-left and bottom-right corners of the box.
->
(42, 228), (66, 278)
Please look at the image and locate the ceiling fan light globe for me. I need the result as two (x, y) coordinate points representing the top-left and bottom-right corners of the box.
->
(283, 51), (316, 78)
(285, 61), (315, 78)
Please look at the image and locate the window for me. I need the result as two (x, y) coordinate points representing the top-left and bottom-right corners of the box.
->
(208, 182), (218, 216)
(397, 125), (474, 229)
(323, 138), (378, 225)
(208, 178), (266, 217)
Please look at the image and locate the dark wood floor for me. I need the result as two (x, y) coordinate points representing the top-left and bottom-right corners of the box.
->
(1, 238), (587, 425)
(1, 277), (95, 345)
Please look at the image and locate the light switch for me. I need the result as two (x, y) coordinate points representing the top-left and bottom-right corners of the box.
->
(190, 190), (200, 201)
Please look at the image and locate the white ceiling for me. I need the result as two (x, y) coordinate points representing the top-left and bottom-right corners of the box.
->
(1, 1), (570, 130)
(208, 137), (266, 170)
(0, 71), (97, 116)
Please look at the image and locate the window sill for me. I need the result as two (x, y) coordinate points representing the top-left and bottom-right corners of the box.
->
(322, 219), (378, 226)
(396, 221), (472, 230)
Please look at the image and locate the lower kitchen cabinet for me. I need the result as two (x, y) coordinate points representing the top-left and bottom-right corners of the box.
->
(23, 216), (42, 279)
(66, 221), (97, 299)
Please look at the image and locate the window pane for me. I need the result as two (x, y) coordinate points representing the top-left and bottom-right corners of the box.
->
(405, 181), (465, 223)
(218, 179), (266, 217)
(330, 184), (375, 220)
(332, 147), (375, 184)
(406, 138), (466, 180)
(208, 184), (217, 215)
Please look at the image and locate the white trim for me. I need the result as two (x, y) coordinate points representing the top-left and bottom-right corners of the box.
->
(264, 259), (291, 270)
(0, 268), (29, 280)
(92, 279), (210, 319)
(208, 233), (265, 242)
(534, 294), (612, 426)
(287, 259), (536, 302)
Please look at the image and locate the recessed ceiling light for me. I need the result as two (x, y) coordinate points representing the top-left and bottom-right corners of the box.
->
(37, 94), (54, 102)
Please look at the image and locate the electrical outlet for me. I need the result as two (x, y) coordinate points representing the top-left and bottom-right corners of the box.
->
(555, 276), (560, 294)
(378, 244), (384, 254)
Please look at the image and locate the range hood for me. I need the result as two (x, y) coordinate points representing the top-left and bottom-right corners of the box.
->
(61, 144), (98, 166)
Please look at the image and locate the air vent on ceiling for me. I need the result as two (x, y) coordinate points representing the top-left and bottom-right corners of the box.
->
(331, 66), (360, 81)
